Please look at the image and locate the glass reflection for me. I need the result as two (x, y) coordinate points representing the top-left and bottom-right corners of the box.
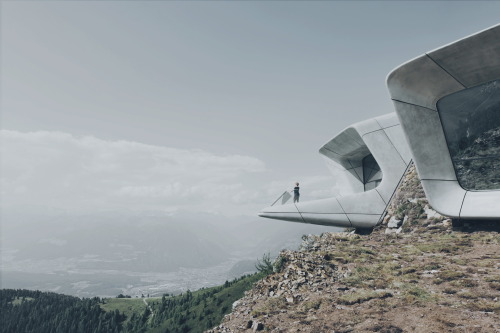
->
(437, 79), (500, 190)
(363, 154), (382, 191)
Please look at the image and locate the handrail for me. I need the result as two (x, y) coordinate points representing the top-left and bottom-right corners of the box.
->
(271, 191), (292, 206)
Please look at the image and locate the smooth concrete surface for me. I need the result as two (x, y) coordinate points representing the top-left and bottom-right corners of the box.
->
(387, 55), (465, 110)
(460, 191), (500, 219)
(259, 113), (412, 228)
(393, 101), (457, 181)
(427, 25), (500, 88)
(363, 130), (407, 203)
(420, 180), (466, 217)
(320, 129), (368, 167)
(382, 125), (413, 164)
(388, 24), (500, 219)
(295, 197), (346, 214)
(300, 213), (352, 227)
(375, 113), (401, 128)
(352, 118), (383, 136)
(257, 212), (305, 224)
(337, 190), (387, 215)
(345, 214), (381, 229)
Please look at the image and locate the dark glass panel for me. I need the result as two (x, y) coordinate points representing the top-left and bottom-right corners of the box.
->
(438, 80), (500, 190)
(362, 154), (382, 191)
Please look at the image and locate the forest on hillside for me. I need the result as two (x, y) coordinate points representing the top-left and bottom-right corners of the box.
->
(0, 289), (124, 333)
(125, 272), (263, 333)
(1, 271), (265, 333)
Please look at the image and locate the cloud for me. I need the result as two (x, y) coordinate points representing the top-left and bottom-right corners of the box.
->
(0, 130), (266, 215)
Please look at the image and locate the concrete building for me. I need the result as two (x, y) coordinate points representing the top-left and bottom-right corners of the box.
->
(258, 113), (412, 229)
(387, 24), (500, 220)
(260, 24), (500, 229)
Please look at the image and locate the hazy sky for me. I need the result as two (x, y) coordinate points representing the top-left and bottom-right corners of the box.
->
(2, 1), (500, 218)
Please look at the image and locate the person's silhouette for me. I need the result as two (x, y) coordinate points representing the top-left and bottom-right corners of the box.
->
(292, 182), (300, 203)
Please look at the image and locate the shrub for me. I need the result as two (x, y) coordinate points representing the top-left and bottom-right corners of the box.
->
(273, 254), (287, 273)
(255, 253), (274, 275)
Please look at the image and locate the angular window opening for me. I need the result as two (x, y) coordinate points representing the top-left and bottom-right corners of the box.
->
(437, 79), (500, 191)
(362, 154), (382, 191)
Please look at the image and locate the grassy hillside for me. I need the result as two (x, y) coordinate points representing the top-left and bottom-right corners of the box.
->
(2, 269), (265, 333)
(212, 227), (500, 332)
(101, 298), (151, 325)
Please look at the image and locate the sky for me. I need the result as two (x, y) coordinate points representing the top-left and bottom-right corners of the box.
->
(2, 1), (500, 219)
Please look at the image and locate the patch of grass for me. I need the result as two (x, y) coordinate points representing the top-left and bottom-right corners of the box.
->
(423, 263), (441, 270)
(402, 222), (413, 233)
(485, 275), (500, 283)
(380, 254), (396, 262)
(368, 279), (390, 290)
(342, 245), (376, 264)
(489, 282), (500, 291)
(436, 270), (466, 281)
(415, 242), (459, 254)
(11, 297), (35, 306)
(474, 260), (497, 268)
(470, 233), (499, 245)
(395, 202), (409, 219)
(251, 296), (287, 317)
(454, 238), (473, 247)
(437, 318), (457, 328)
(401, 284), (435, 303)
(442, 288), (457, 294)
(101, 298), (149, 323)
(450, 279), (478, 288)
(467, 300), (500, 313)
(398, 267), (417, 275)
(250, 308), (266, 317)
(457, 292), (477, 299)
(400, 245), (422, 256)
(302, 299), (322, 311)
(344, 263), (400, 287)
(451, 258), (467, 265)
(331, 256), (350, 264)
(337, 290), (392, 305)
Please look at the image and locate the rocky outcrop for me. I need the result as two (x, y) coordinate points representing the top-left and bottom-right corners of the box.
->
(378, 163), (451, 234)
(207, 164), (500, 333)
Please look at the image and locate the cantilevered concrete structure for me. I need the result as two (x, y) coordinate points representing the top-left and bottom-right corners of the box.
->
(387, 24), (500, 220)
(259, 113), (412, 229)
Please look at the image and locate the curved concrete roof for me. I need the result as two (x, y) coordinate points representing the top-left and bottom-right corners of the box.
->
(259, 113), (411, 229)
(387, 24), (500, 219)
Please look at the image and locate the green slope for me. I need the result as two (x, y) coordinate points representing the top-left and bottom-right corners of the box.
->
(100, 272), (264, 333)
(101, 298), (152, 325)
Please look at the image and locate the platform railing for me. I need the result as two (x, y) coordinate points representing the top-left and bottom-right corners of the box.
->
(270, 191), (292, 206)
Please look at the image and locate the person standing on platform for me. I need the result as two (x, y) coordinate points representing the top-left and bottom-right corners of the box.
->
(292, 182), (300, 203)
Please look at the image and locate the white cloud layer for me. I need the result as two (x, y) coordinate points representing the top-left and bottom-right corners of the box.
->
(0, 130), (267, 215)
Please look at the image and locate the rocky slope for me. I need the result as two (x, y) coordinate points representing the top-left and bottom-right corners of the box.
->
(207, 165), (500, 332)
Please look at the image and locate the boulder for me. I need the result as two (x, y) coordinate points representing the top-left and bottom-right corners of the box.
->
(388, 216), (402, 228)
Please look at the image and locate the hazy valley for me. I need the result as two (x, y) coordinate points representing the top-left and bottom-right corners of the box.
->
(1, 211), (338, 297)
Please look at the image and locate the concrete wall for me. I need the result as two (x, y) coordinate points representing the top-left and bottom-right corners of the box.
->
(387, 24), (500, 220)
(259, 113), (411, 228)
